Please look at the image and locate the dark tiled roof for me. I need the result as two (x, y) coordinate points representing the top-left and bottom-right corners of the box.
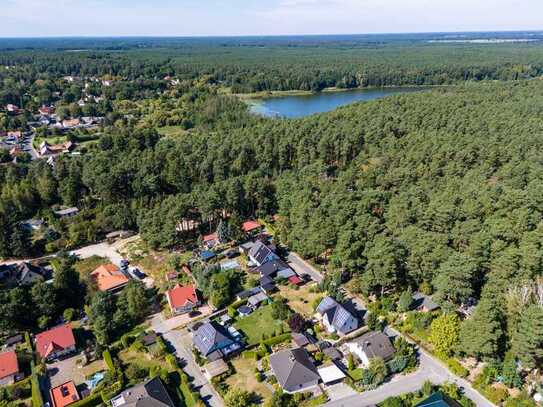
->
(270, 348), (320, 391)
(193, 322), (233, 357)
(351, 331), (395, 361)
(415, 391), (463, 407)
(111, 377), (175, 407)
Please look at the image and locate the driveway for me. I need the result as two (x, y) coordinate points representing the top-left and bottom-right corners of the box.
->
(71, 242), (124, 266)
(149, 305), (213, 334)
(161, 329), (224, 407)
(287, 252), (323, 283)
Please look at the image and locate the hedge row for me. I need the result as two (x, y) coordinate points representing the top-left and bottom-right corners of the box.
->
(179, 371), (199, 407)
(68, 392), (103, 407)
(262, 333), (291, 346)
(30, 362), (43, 407)
(103, 349), (115, 372)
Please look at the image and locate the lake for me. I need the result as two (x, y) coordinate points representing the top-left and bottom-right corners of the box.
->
(249, 87), (426, 118)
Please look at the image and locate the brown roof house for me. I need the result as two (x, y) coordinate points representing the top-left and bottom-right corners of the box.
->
(269, 348), (320, 394)
(346, 331), (395, 368)
(91, 264), (129, 293)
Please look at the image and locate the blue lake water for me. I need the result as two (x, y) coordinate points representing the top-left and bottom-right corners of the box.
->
(249, 87), (427, 118)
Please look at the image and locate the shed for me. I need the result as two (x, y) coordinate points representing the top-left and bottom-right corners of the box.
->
(238, 306), (253, 317)
(204, 359), (229, 380)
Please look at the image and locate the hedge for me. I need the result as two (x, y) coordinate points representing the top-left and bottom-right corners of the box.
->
(263, 333), (291, 346)
(103, 349), (115, 372)
(30, 362), (43, 407)
(447, 358), (469, 378)
(100, 381), (123, 403)
(179, 372), (198, 407)
(68, 392), (103, 407)
(242, 350), (258, 360)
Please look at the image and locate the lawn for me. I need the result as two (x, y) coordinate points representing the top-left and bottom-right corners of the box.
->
(225, 357), (273, 404)
(234, 304), (287, 345)
(118, 348), (170, 372)
(349, 368), (365, 381)
(74, 256), (109, 277)
(277, 284), (323, 317)
(33, 135), (67, 149)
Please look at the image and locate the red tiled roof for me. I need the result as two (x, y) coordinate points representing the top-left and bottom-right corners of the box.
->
(166, 285), (198, 309)
(242, 220), (262, 232)
(203, 232), (218, 242)
(0, 351), (19, 379)
(91, 264), (129, 292)
(35, 323), (76, 359)
(288, 275), (303, 285)
(50, 381), (80, 407)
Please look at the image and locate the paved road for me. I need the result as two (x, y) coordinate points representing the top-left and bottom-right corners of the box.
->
(287, 252), (324, 283)
(70, 242), (124, 266)
(157, 326), (224, 407)
(290, 252), (494, 407)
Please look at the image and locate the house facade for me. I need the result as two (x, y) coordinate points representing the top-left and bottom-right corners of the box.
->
(35, 323), (77, 361)
(0, 351), (19, 386)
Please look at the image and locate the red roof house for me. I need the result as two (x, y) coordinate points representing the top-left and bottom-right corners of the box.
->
(0, 350), (19, 385)
(202, 232), (219, 248)
(50, 381), (80, 407)
(166, 285), (200, 315)
(242, 220), (262, 233)
(35, 323), (76, 361)
(91, 264), (129, 292)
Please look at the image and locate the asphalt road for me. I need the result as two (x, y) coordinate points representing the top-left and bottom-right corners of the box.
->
(287, 252), (324, 283)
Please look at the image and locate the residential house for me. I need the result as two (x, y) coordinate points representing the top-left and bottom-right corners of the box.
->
(4, 334), (24, 348)
(412, 292), (440, 313)
(15, 262), (46, 286)
(165, 285), (200, 315)
(259, 276), (276, 293)
(236, 286), (262, 301)
(39, 106), (55, 116)
(110, 377), (175, 407)
(50, 381), (80, 407)
(270, 348), (320, 393)
(242, 220), (263, 234)
(292, 333), (310, 348)
(35, 323), (76, 361)
(202, 232), (219, 249)
(0, 350), (20, 386)
(248, 241), (278, 266)
(316, 297), (358, 336)
(346, 331), (395, 367)
(415, 391), (463, 407)
(54, 207), (79, 218)
(192, 321), (241, 361)
(247, 292), (269, 309)
(62, 118), (80, 129)
(91, 264), (129, 293)
(39, 141), (75, 157)
(256, 258), (293, 280)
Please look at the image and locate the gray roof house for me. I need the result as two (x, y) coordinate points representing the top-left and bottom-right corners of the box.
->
(247, 292), (269, 309)
(15, 263), (45, 286)
(270, 348), (320, 393)
(110, 377), (175, 407)
(53, 207), (79, 218)
(346, 331), (395, 367)
(412, 292), (440, 312)
(248, 241), (278, 267)
(193, 322), (241, 361)
(316, 296), (358, 336)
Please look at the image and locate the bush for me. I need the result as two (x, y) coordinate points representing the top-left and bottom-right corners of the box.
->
(63, 308), (77, 322)
(262, 333), (291, 346)
(447, 359), (468, 378)
(30, 363), (43, 407)
(242, 351), (258, 360)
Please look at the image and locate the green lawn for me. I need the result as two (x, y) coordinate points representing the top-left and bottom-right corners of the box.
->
(234, 304), (287, 345)
(349, 368), (365, 381)
(33, 135), (67, 149)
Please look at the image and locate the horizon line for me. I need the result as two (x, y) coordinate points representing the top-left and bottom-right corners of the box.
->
(1, 28), (543, 40)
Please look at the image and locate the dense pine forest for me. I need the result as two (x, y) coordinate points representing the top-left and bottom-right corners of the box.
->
(3, 37), (543, 402)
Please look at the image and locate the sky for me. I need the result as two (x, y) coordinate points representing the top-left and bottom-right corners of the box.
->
(1, 0), (542, 37)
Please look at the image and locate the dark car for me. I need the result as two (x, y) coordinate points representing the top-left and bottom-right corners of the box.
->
(225, 250), (239, 259)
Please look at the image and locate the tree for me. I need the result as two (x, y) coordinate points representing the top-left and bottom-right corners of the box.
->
(459, 291), (505, 360)
(224, 389), (254, 407)
(511, 304), (543, 369)
(216, 219), (229, 243)
(287, 313), (305, 333)
(397, 288), (413, 312)
(501, 353), (522, 388)
(368, 357), (388, 385)
(118, 281), (149, 323)
(429, 313), (460, 357)
(271, 298), (291, 321)
(31, 282), (59, 326)
(433, 252), (478, 305)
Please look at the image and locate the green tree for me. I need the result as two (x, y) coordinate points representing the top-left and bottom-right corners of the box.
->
(433, 253), (478, 305)
(429, 313), (460, 357)
(224, 389), (254, 407)
(397, 288), (413, 312)
(511, 304), (543, 369)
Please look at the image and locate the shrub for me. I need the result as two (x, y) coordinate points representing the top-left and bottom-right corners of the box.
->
(103, 350), (115, 372)
(446, 359), (468, 378)
(63, 308), (76, 322)
(242, 351), (258, 360)
(263, 333), (291, 346)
